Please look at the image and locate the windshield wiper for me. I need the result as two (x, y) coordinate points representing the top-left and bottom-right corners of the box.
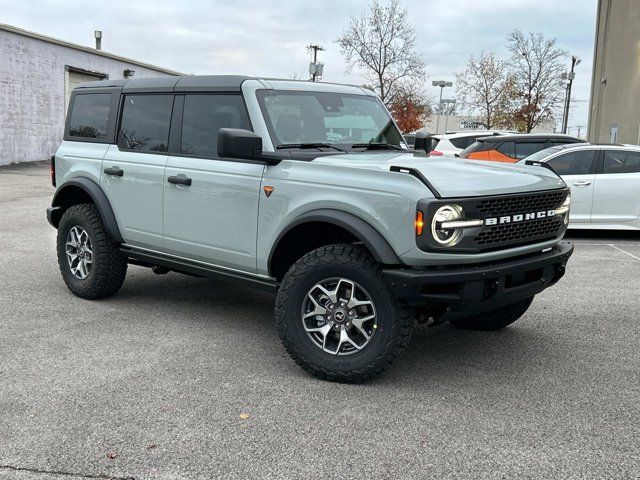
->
(350, 142), (404, 151)
(276, 143), (347, 152)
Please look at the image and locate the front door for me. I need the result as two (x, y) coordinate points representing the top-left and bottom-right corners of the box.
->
(162, 93), (263, 272)
(546, 149), (597, 224)
(101, 94), (174, 250)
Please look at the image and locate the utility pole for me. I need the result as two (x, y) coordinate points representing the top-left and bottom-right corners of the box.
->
(432, 80), (453, 134)
(308, 44), (325, 82)
(561, 56), (580, 134)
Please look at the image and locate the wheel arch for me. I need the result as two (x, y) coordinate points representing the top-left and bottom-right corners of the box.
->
(268, 209), (402, 280)
(50, 177), (123, 243)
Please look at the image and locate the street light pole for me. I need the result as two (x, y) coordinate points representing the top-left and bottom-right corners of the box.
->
(561, 56), (580, 134)
(432, 80), (453, 134)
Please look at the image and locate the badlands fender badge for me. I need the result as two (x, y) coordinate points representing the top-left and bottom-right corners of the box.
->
(263, 186), (274, 198)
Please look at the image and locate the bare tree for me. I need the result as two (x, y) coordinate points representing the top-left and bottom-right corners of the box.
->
(337, 0), (426, 105)
(508, 30), (566, 132)
(455, 52), (515, 129)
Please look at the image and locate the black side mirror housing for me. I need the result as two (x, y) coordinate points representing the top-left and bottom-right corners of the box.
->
(414, 130), (434, 154)
(217, 128), (263, 161)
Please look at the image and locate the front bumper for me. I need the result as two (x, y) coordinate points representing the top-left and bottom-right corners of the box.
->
(383, 241), (574, 320)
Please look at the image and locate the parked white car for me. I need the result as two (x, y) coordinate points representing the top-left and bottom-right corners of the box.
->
(522, 144), (640, 230)
(430, 130), (515, 156)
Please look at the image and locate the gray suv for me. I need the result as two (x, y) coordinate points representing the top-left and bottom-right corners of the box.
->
(47, 75), (573, 382)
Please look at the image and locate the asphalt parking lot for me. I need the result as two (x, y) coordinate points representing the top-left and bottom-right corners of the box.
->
(1, 162), (638, 480)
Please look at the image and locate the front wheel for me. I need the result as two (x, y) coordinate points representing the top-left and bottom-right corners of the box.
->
(275, 244), (414, 383)
(449, 297), (534, 331)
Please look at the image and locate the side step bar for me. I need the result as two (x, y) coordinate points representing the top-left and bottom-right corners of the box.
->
(120, 246), (278, 293)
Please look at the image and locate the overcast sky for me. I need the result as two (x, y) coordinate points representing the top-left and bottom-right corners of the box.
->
(2, 0), (597, 134)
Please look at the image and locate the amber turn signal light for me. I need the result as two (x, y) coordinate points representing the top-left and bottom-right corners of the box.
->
(415, 210), (424, 236)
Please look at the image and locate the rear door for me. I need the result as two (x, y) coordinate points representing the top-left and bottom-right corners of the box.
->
(545, 149), (598, 224)
(101, 94), (174, 250)
(163, 93), (263, 272)
(591, 150), (640, 224)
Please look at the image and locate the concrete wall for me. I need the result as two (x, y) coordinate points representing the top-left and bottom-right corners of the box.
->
(0, 29), (177, 165)
(588, 0), (640, 144)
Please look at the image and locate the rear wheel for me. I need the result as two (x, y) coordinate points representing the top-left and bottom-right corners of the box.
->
(56, 203), (127, 299)
(449, 297), (534, 331)
(275, 244), (413, 383)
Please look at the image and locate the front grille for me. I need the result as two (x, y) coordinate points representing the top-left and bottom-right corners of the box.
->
(477, 191), (566, 217)
(475, 216), (563, 247)
(469, 190), (568, 251)
(417, 188), (570, 253)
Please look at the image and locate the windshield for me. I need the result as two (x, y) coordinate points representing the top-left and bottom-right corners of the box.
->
(256, 90), (405, 150)
(518, 145), (566, 163)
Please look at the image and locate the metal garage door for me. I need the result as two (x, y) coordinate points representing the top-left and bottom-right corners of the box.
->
(65, 69), (106, 113)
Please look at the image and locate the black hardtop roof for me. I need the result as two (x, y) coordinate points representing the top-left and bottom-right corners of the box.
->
(475, 133), (583, 143)
(75, 75), (252, 93)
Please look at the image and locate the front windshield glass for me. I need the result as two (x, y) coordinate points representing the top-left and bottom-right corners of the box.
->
(256, 90), (405, 149)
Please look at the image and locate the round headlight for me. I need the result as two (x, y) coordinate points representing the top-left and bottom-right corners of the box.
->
(431, 204), (464, 246)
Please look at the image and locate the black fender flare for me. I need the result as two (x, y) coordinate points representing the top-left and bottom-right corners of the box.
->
(50, 177), (124, 243)
(268, 209), (402, 269)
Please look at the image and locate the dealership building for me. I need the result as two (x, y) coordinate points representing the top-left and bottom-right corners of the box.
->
(0, 23), (182, 166)
(588, 0), (640, 144)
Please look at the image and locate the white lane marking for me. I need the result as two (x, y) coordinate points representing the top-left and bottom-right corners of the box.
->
(609, 244), (640, 262)
(571, 243), (640, 247)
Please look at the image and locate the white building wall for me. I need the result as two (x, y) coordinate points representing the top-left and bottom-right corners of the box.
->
(424, 114), (557, 135)
(0, 29), (177, 165)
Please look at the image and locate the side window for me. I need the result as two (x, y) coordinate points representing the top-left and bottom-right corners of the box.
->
(68, 93), (111, 139)
(450, 136), (480, 149)
(496, 141), (515, 158)
(547, 150), (596, 175)
(515, 142), (547, 159)
(602, 150), (640, 174)
(180, 94), (251, 157)
(119, 95), (173, 153)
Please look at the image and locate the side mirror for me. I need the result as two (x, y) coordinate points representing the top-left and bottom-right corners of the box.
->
(217, 128), (263, 161)
(413, 130), (434, 154)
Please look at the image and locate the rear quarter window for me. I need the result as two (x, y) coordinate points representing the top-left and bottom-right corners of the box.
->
(449, 136), (484, 150)
(67, 93), (112, 140)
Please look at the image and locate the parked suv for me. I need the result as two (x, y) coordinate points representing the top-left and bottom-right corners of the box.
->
(47, 76), (573, 382)
(459, 133), (583, 163)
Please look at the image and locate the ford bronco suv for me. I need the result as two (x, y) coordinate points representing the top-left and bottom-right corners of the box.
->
(47, 75), (573, 383)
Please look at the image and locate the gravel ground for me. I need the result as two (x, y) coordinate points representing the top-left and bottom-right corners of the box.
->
(0, 162), (638, 479)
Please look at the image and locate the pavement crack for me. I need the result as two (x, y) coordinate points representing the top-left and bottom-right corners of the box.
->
(0, 464), (135, 480)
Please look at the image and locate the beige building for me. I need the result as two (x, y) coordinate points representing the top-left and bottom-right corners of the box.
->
(588, 0), (640, 144)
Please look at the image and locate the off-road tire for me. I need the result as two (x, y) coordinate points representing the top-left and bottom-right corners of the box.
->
(275, 244), (414, 383)
(56, 203), (127, 299)
(449, 297), (534, 331)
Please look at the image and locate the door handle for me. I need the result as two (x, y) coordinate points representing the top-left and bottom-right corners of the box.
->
(104, 166), (124, 177)
(167, 175), (192, 186)
(572, 181), (591, 186)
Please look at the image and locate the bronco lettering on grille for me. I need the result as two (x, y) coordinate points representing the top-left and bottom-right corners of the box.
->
(485, 210), (557, 226)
